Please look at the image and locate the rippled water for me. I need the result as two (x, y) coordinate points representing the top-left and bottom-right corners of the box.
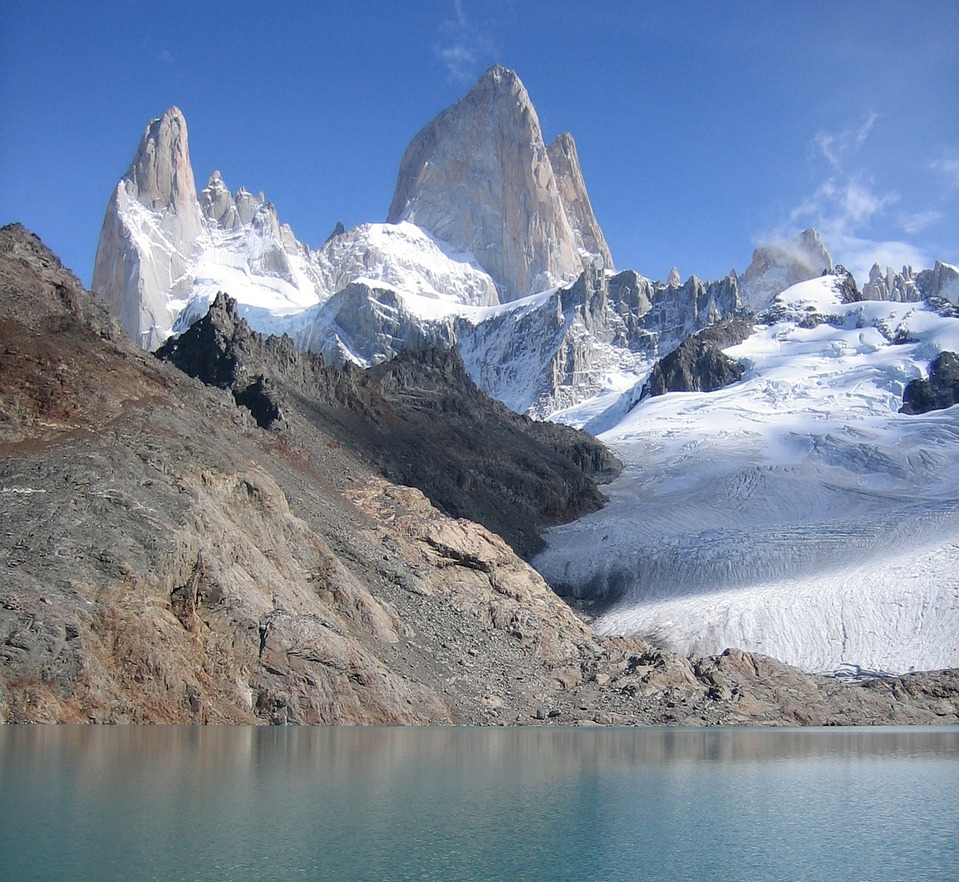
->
(2, 726), (957, 881)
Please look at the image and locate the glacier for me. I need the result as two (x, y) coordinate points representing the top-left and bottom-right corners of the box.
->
(534, 276), (959, 674)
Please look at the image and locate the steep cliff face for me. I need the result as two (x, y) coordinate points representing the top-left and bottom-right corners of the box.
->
(387, 65), (605, 300)
(929, 260), (959, 305)
(90, 81), (737, 420)
(547, 132), (613, 269)
(92, 107), (205, 349)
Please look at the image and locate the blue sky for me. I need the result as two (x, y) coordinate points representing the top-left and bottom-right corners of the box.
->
(2, 1), (957, 288)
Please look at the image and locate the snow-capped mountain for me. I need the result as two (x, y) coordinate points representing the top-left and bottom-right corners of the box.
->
(387, 64), (608, 300)
(534, 274), (959, 674)
(90, 65), (959, 677)
(91, 67), (747, 417)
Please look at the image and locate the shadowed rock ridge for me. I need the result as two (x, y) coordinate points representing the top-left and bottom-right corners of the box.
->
(640, 319), (752, 400)
(157, 291), (622, 558)
(901, 351), (959, 414)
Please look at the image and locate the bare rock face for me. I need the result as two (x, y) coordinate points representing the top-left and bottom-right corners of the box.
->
(839, 260), (958, 307)
(199, 170), (241, 229)
(639, 319), (751, 399)
(741, 227), (834, 310)
(901, 351), (959, 414)
(862, 263), (923, 302)
(928, 260), (959, 305)
(92, 107), (205, 350)
(387, 65), (605, 301)
(547, 132), (613, 269)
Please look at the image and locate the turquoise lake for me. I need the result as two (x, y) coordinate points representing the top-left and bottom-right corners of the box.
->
(1, 726), (957, 881)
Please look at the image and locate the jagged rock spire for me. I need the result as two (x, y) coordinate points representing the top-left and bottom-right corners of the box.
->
(741, 227), (834, 310)
(92, 107), (204, 349)
(387, 65), (610, 301)
(547, 132), (613, 270)
(121, 107), (201, 230)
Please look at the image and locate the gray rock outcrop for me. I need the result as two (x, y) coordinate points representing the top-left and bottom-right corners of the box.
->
(92, 107), (205, 350)
(862, 263), (923, 302)
(901, 351), (959, 414)
(639, 319), (751, 399)
(387, 65), (606, 300)
(927, 260), (959, 305)
(741, 227), (834, 310)
(854, 260), (959, 307)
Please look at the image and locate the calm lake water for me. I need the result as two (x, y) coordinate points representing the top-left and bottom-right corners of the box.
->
(1, 726), (957, 882)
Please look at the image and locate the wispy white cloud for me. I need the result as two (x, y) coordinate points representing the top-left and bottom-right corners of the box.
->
(813, 113), (879, 170)
(781, 175), (925, 281)
(435, 0), (495, 83)
(788, 176), (898, 231)
(765, 115), (935, 282)
(930, 145), (959, 187)
(899, 209), (943, 236)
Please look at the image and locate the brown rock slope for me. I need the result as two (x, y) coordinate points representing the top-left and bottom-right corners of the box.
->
(1, 223), (957, 726)
(155, 291), (621, 558)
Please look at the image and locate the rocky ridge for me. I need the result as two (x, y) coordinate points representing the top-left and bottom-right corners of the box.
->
(861, 259), (959, 304)
(639, 319), (752, 399)
(4, 223), (957, 726)
(901, 351), (959, 414)
(156, 291), (621, 558)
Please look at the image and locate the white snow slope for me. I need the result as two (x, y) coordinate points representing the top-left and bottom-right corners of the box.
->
(534, 276), (959, 674)
(166, 218), (500, 338)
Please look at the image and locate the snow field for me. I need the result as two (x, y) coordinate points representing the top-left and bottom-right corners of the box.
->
(536, 277), (959, 674)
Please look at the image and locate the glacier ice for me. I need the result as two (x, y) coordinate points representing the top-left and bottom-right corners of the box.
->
(534, 276), (959, 674)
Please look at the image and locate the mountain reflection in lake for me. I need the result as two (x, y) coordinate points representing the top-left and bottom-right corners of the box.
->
(2, 726), (957, 882)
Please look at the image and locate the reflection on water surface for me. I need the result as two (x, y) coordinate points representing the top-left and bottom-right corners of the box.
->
(2, 726), (957, 882)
